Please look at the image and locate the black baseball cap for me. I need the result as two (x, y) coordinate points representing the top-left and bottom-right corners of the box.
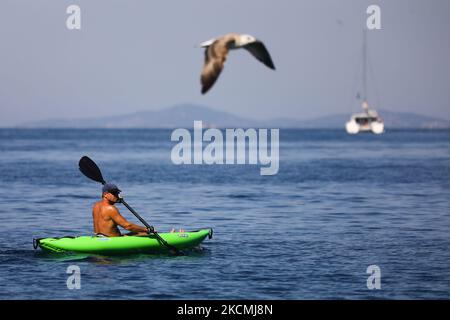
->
(102, 182), (121, 194)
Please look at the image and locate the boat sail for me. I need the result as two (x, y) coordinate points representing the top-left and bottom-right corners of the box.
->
(346, 31), (384, 134)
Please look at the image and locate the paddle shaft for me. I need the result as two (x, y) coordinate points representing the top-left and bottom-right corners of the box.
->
(119, 198), (152, 229)
(119, 198), (182, 255)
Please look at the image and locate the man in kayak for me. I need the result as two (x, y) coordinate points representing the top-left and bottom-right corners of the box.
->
(92, 183), (149, 237)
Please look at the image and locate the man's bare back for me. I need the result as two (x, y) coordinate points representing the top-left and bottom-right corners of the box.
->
(92, 201), (123, 236)
(93, 185), (148, 237)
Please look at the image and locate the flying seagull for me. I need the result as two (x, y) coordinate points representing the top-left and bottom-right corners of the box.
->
(199, 33), (276, 94)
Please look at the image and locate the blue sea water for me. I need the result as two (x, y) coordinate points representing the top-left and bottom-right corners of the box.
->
(0, 128), (449, 299)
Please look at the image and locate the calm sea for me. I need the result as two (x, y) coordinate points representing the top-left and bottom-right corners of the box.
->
(0, 128), (449, 299)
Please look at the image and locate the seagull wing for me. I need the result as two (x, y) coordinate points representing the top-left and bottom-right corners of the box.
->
(243, 41), (276, 70)
(201, 39), (230, 94)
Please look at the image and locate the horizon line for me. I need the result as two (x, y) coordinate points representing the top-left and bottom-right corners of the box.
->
(5, 103), (450, 128)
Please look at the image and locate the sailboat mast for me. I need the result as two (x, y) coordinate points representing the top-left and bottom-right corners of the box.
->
(363, 30), (367, 104)
(362, 30), (369, 112)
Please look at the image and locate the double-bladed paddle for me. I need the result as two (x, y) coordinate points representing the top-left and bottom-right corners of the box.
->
(78, 156), (183, 255)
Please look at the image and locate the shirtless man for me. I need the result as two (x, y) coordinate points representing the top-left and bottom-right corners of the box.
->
(92, 183), (149, 237)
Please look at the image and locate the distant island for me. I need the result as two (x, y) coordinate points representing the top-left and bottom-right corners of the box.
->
(17, 104), (450, 129)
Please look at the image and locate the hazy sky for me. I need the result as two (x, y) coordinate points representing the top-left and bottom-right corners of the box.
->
(0, 0), (449, 126)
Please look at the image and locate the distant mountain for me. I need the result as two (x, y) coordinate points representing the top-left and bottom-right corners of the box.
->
(376, 109), (450, 129)
(267, 114), (351, 128)
(18, 104), (450, 129)
(285, 109), (450, 129)
(19, 104), (258, 129)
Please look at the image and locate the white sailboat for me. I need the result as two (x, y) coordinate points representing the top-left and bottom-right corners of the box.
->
(346, 31), (384, 135)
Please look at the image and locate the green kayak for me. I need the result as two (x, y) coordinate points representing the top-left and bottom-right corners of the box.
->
(34, 228), (213, 254)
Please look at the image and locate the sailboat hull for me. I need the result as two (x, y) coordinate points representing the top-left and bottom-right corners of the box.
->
(371, 121), (384, 134)
(345, 119), (360, 134)
(346, 117), (384, 134)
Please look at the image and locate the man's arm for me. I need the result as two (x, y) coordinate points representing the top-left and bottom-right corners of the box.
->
(107, 206), (148, 233)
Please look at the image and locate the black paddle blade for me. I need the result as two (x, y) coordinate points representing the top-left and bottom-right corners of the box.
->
(79, 156), (106, 184)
